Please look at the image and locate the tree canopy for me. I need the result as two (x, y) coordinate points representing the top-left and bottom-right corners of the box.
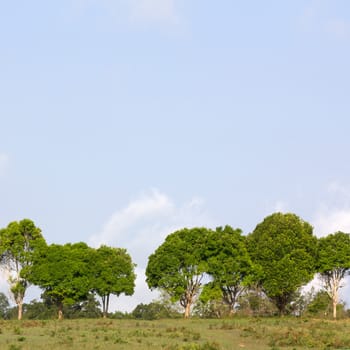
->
(3, 214), (350, 320)
(28, 242), (93, 319)
(0, 219), (46, 320)
(91, 245), (136, 317)
(247, 213), (317, 315)
(146, 227), (210, 318)
(206, 225), (254, 314)
(317, 231), (350, 318)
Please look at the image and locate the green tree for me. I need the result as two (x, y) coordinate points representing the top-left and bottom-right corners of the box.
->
(194, 282), (228, 318)
(0, 292), (10, 319)
(146, 227), (210, 318)
(21, 294), (102, 319)
(306, 290), (332, 317)
(237, 286), (278, 316)
(0, 219), (46, 320)
(317, 231), (350, 319)
(247, 213), (317, 315)
(132, 301), (180, 320)
(63, 293), (102, 319)
(91, 245), (136, 318)
(21, 299), (57, 319)
(28, 242), (93, 319)
(206, 226), (254, 315)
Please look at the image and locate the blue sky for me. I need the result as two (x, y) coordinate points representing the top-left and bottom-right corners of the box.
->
(1, 0), (350, 311)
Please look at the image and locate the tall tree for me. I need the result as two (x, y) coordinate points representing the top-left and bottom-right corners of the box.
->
(206, 226), (254, 315)
(247, 213), (317, 315)
(146, 227), (210, 318)
(0, 219), (46, 320)
(317, 231), (350, 319)
(92, 245), (136, 318)
(28, 242), (93, 319)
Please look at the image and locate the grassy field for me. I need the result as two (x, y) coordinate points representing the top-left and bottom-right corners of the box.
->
(1, 317), (350, 350)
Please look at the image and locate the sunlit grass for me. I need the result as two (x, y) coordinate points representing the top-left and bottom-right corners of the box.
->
(0, 317), (350, 349)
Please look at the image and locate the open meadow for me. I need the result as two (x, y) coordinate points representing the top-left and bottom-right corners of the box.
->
(1, 317), (350, 350)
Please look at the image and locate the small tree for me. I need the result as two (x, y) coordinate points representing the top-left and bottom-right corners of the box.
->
(306, 290), (332, 317)
(146, 227), (210, 318)
(206, 226), (254, 315)
(317, 232), (350, 319)
(0, 219), (46, 320)
(28, 242), (93, 319)
(194, 282), (228, 318)
(91, 245), (136, 318)
(64, 293), (102, 319)
(131, 301), (180, 320)
(237, 286), (277, 316)
(0, 292), (10, 319)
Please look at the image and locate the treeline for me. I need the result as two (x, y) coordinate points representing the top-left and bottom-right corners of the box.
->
(1, 213), (350, 320)
(145, 213), (350, 319)
(0, 219), (135, 320)
(0, 291), (182, 320)
(0, 285), (347, 320)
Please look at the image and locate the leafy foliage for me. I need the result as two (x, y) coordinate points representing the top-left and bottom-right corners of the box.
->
(91, 245), (136, 317)
(247, 212), (317, 314)
(318, 231), (350, 273)
(206, 226), (254, 314)
(28, 242), (93, 319)
(0, 219), (46, 320)
(194, 282), (228, 318)
(317, 231), (350, 318)
(236, 286), (278, 316)
(146, 227), (210, 318)
(132, 301), (181, 320)
(0, 292), (10, 319)
(5, 294), (102, 320)
(306, 290), (332, 316)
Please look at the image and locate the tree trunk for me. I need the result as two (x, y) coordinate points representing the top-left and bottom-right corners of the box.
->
(184, 303), (191, 318)
(102, 294), (110, 318)
(331, 275), (339, 319)
(17, 302), (23, 320)
(13, 280), (25, 320)
(332, 291), (338, 319)
(58, 303), (63, 320)
(102, 296), (106, 318)
(105, 294), (109, 318)
(333, 299), (337, 319)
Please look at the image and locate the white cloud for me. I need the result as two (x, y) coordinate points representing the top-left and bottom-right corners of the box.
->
(88, 189), (173, 256)
(89, 189), (214, 265)
(273, 200), (289, 213)
(69, 0), (180, 26)
(0, 153), (9, 176)
(325, 18), (350, 39)
(312, 208), (350, 237)
(328, 181), (350, 197)
(298, 1), (350, 40)
(89, 189), (215, 312)
(298, 1), (318, 31)
(311, 181), (350, 237)
(129, 0), (178, 24)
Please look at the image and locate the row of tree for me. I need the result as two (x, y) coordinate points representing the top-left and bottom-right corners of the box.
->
(145, 213), (350, 319)
(0, 219), (136, 320)
(1, 213), (349, 320)
(1, 287), (346, 320)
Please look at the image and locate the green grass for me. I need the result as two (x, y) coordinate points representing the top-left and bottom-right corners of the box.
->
(1, 317), (350, 350)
